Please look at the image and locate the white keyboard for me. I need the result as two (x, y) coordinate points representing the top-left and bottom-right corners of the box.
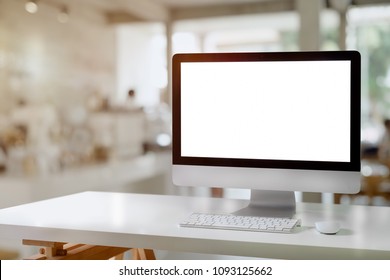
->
(180, 213), (301, 233)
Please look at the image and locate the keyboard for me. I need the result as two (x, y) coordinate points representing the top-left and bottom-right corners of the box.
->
(180, 213), (301, 233)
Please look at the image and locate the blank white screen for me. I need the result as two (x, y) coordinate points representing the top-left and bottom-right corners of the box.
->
(181, 61), (351, 162)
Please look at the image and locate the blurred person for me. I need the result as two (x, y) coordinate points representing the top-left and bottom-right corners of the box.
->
(125, 89), (137, 110)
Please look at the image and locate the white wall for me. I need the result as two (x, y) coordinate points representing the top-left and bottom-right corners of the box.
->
(115, 23), (167, 107)
(0, 0), (116, 112)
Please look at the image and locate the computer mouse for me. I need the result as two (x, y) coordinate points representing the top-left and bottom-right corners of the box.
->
(315, 221), (341, 235)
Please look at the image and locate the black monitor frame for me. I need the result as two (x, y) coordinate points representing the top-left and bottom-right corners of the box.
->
(172, 51), (361, 173)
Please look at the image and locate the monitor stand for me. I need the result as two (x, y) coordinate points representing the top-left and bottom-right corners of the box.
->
(233, 190), (296, 218)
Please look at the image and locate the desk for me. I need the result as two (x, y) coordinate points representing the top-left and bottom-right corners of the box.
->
(0, 191), (389, 259)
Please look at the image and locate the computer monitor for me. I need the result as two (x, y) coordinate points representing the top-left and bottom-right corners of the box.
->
(172, 51), (361, 218)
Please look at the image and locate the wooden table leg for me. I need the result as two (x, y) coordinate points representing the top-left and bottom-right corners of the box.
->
(131, 248), (156, 260)
(23, 239), (133, 260)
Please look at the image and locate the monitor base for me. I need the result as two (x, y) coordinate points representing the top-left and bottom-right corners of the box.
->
(233, 190), (296, 218)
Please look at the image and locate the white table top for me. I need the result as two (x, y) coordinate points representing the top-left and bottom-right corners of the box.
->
(0, 191), (389, 259)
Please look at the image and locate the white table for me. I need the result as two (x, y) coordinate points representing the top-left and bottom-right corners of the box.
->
(0, 191), (389, 259)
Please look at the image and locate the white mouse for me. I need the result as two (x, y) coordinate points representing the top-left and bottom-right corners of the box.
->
(315, 221), (341, 235)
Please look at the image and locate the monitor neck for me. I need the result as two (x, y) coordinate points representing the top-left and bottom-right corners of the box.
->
(233, 190), (296, 218)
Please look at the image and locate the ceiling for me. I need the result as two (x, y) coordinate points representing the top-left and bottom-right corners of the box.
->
(100, 0), (286, 22)
(62, 0), (390, 23)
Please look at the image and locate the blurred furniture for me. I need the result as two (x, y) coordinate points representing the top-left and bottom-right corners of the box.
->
(1, 191), (390, 260)
(88, 110), (146, 159)
(4, 104), (61, 175)
(334, 159), (390, 204)
(0, 152), (170, 209)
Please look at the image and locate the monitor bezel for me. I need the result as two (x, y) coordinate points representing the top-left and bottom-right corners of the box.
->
(172, 51), (361, 172)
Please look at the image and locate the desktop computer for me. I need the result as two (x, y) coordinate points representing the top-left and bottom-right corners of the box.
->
(172, 51), (361, 224)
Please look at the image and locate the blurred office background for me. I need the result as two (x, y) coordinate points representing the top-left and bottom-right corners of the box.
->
(1, 0), (390, 259)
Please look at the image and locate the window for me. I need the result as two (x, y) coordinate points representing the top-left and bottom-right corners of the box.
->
(173, 12), (299, 53)
(348, 5), (390, 145)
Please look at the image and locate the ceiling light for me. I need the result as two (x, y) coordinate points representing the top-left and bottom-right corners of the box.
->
(25, 0), (38, 14)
